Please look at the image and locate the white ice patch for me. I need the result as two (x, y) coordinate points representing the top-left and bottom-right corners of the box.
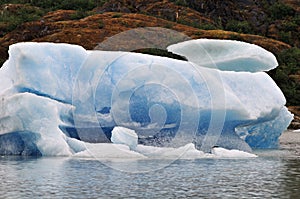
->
(211, 147), (257, 158)
(134, 143), (213, 159)
(75, 142), (257, 159)
(167, 39), (278, 72)
(75, 143), (146, 159)
(111, 126), (138, 150)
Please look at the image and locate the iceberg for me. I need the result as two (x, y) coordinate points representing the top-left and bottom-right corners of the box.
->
(0, 39), (293, 156)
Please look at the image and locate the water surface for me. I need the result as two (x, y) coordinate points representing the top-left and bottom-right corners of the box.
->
(1, 131), (300, 198)
(1, 152), (299, 198)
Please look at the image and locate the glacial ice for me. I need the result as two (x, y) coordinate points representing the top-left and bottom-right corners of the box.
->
(167, 39), (278, 72)
(81, 126), (257, 159)
(211, 146), (257, 158)
(111, 126), (138, 150)
(0, 40), (293, 157)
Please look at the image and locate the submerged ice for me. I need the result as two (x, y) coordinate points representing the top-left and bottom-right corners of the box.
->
(0, 39), (293, 157)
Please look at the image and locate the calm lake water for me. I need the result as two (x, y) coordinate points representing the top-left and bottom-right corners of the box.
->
(0, 153), (299, 198)
(1, 131), (300, 198)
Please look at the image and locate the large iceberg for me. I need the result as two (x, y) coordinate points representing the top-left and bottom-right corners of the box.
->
(0, 39), (293, 156)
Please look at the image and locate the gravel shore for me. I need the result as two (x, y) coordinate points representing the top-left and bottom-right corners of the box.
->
(279, 130), (300, 157)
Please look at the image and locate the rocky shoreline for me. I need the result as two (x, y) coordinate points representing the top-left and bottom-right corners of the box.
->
(288, 106), (300, 129)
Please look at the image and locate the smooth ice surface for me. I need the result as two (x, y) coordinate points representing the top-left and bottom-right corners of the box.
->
(75, 142), (257, 159)
(211, 147), (257, 158)
(167, 39), (278, 72)
(0, 40), (293, 156)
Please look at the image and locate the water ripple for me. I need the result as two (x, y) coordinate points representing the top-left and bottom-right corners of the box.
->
(0, 156), (300, 198)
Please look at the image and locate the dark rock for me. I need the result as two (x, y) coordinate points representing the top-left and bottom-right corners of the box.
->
(288, 106), (300, 129)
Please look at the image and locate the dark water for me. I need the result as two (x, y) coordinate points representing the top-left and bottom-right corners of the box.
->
(0, 152), (300, 199)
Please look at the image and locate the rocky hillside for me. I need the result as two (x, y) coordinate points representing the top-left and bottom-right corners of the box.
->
(0, 0), (299, 128)
(96, 0), (300, 47)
